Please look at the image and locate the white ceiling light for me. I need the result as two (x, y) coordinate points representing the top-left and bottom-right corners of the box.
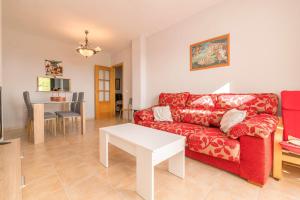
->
(76, 30), (101, 58)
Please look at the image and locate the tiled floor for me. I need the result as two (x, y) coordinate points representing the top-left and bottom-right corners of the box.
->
(6, 118), (300, 200)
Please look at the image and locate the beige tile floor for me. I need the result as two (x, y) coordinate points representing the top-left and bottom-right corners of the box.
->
(6, 117), (300, 200)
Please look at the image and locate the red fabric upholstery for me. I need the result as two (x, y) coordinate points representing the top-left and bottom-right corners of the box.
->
(180, 109), (211, 126)
(216, 93), (278, 115)
(239, 135), (272, 185)
(137, 121), (203, 138)
(280, 141), (300, 155)
(186, 94), (217, 109)
(227, 114), (279, 139)
(159, 92), (190, 108)
(281, 91), (300, 141)
(134, 92), (279, 185)
(187, 127), (240, 162)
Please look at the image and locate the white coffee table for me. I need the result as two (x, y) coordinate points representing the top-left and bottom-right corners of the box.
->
(99, 123), (185, 200)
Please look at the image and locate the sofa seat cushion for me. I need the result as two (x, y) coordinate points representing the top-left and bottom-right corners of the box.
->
(227, 114), (279, 139)
(188, 127), (240, 162)
(136, 121), (205, 142)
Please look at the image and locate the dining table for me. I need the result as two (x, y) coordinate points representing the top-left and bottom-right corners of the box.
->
(31, 101), (86, 144)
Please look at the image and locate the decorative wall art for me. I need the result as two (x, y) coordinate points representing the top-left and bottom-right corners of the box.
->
(190, 34), (230, 71)
(45, 60), (63, 76)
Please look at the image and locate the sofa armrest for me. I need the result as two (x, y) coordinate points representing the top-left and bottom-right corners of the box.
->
(133, 107), (155, 124)
(273, 117), (283, 180)
(228, 114), (279, 139)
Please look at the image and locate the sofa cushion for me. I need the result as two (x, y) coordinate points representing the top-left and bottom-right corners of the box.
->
(227, 114), (279, 139)
(153, 106), (173, 122)
(209, 108), (257, 127)
(186, 94), (217, 109)
(188, 127), (240, 162)
(136, 121), (205, 140)
(159, 92), (190, 108)
(180, 109), (211, 126)
(216, 93), (278, 115)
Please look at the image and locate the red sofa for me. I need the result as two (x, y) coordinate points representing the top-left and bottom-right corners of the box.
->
(134, 92), (279, 185)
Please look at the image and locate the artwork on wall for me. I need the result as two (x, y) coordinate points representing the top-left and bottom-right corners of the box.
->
(45, 60), (63, 76)
(190, 34), (230, 71)
(115, 78), (121, 90)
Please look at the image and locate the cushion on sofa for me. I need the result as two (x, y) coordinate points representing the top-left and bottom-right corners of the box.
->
(216, 93), (278, 115)
(180, 109), (211, 126)
(186, 94), (217, 109)
(188, 127), (240, 162)
(159, 92), (190, 108)
(227, 114), (279, 139)
(220, 109), (247, 133)
(209, 108), (257, 127)
(153, 106), (173, 122)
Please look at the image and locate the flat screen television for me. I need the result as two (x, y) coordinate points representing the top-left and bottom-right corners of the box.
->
(37, 76), (71, 92)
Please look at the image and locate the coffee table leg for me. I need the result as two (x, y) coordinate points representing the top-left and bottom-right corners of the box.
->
(100, 131), (109, 167)
(136, 147), (154, 200)
(168, 150), (185, 179)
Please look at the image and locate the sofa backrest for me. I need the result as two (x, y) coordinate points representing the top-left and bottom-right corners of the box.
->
(159, 92), (278, 115)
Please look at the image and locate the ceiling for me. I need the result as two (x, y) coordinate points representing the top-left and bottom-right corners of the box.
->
(3, 0), (223, 54)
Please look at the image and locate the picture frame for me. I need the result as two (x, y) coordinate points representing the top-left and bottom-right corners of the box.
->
(190, 34), (230, 71)
(45, 60), (63, 77)
(115, 78), (121, 90)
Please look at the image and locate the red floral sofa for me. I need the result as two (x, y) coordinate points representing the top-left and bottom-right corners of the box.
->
(134, 92), (279, 185)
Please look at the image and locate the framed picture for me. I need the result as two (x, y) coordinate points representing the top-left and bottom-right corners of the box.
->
(45, 60), (63, 76)
(115, 78), (121, 90)
(190, 34), (230, 71)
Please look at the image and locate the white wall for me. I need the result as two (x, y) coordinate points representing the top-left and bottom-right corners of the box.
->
(132, 36), (147, 110)
(144, 0), (300, 107)
(111, 46), (132, 115)
(2, 26), (111, 129)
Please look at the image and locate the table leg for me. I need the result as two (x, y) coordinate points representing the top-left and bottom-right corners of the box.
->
(168, 150), (185, 179)
(33, 104), (44, 144)
(136, 147), (154, 200)
(100, 130), (109, 167)
(80, 102), (86, 135)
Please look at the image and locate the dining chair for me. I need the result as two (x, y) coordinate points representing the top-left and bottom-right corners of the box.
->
(23, 91), (57, 140)
(273, 91), (300, 180)
(57, 92), (84, 135)
(119, 97), (133, 121)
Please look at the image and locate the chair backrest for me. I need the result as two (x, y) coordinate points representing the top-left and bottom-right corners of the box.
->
(281, 91), (300, 141)
(23, 91), (33, 120)
(75, 92), (84, 113)
(70, 92), (78, 112)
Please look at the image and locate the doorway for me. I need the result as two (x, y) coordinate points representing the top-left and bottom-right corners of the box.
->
(114, 64), (123, 118)
(94, 65), (115, 119)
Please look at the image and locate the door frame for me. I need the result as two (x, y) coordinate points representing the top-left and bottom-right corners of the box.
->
(94, 65), (116, 119)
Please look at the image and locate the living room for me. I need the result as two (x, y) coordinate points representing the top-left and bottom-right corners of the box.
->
(0, 0), (300, 200)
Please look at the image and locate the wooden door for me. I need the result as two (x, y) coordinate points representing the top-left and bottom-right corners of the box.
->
(95, 65), (115, 119)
